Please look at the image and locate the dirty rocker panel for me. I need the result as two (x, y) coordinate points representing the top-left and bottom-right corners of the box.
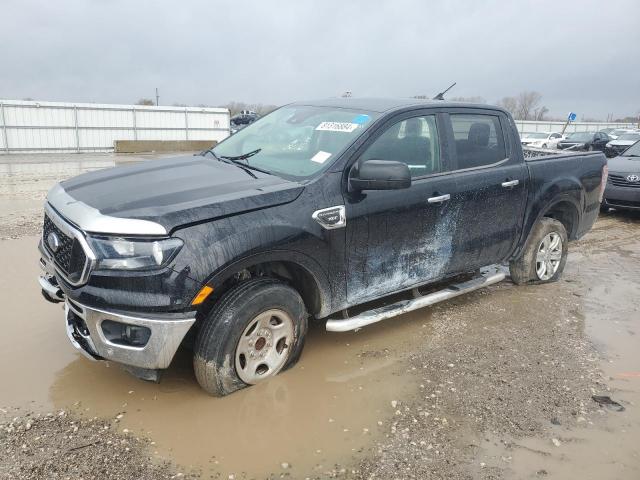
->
(326, 266), (506, 331)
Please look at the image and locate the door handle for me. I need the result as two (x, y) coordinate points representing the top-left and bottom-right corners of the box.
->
(501, 180), (520, 188)
(427, 194), (450, 204)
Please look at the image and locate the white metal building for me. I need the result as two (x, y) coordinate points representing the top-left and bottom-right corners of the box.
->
(0, 99), (230, 153)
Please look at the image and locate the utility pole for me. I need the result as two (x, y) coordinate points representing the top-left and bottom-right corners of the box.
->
(155, 88), (159, 106)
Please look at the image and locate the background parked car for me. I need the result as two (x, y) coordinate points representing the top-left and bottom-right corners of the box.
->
(599, 127), (617, 136)
(605, 132), (640, 158)
(520, 131), (564, 149)
(601, 139), (640, 212)
(557, 131), (609, 152)
(607, 128), (635, 140)
(230, 110), (260, 134)
(231, 110), (259, 126)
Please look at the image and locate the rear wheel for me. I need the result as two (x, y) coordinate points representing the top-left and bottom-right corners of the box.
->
(193, 278), (308, 396)
(509, 218), (568, 285)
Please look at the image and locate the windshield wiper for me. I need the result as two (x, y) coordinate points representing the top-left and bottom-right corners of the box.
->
(220, 149), (274, 176)
(220, 148), (262, 161)
(200, 148), (258, 179)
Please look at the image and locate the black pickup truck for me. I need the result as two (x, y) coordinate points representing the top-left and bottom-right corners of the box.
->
(38, 98), (607, 396)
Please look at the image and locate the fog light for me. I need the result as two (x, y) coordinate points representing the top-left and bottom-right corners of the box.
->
(101, 320), (151, 347)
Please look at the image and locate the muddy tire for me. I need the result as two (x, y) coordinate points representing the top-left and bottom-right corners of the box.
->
(509, 217), (568, 285)
(193, 278), (308, 396)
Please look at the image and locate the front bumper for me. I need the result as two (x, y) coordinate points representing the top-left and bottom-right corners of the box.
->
(39, 272), (196, 370)
(603, 183), (640, 210)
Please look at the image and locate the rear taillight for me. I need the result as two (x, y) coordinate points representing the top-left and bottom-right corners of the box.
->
(599, 163), (608, 202)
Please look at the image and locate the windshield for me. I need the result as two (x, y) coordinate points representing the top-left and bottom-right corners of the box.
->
(617, 133), (640, 142)
(525, 133), (549, 139)
(622, 141), (640, 156)
(566, 132), (593, 141)
(211, 105), (380, 179)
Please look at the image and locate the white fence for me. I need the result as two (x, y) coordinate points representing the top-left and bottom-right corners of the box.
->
(0, 99), (230, 153)
(515, 120), (635, 135)
(1, 99), (636, 153)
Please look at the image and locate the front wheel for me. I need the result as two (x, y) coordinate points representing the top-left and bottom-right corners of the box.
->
(193, 278), (308, 396)
(509, 218), (568, 285)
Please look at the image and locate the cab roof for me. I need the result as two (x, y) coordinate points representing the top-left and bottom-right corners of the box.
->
(295, 97), (505, 114)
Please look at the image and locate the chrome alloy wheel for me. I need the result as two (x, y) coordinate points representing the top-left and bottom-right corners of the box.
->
(536, 232), (563, 281)
(235, 309), (294, 384)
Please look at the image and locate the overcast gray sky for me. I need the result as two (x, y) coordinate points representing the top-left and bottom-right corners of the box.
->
(1, 0), (639, 119)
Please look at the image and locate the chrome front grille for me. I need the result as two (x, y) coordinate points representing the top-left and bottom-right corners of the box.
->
(43, 215), (75, 274)
(42, 205), (95, 286)
(609, 174), (640, 188)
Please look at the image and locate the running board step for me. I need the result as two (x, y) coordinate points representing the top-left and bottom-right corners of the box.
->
(325, 266), (506, 332)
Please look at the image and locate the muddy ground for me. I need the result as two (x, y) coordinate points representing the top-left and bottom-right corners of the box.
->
(0, 153), (638, 479)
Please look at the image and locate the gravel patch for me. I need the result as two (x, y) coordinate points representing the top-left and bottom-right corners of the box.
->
(0, 408), (196, 480)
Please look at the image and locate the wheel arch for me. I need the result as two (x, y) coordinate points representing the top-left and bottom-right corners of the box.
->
(540, 198), (580, 239)
(196, 250), (333, 320)
(513, 193), (582, 260)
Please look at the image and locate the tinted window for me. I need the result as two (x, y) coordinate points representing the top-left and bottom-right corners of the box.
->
(213, 105), (380, 179)
(360, 115), (440, 177)
(450, 114), (506, 169)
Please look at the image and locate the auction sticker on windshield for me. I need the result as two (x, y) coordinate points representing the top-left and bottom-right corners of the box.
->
(316, 122), (359, 133)
(310, 151), (332, 164)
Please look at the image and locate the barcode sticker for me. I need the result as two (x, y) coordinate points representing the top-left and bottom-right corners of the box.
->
(316, 122), (359, 133)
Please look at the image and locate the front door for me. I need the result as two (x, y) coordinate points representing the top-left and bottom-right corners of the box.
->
(345, 113), (463, 305)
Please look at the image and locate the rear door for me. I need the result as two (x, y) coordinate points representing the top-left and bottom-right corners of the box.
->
(439, 110), (528, 273)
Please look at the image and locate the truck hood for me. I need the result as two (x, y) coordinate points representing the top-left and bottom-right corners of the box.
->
(607, 155), (640, 174)
(49, 155), (304, 235)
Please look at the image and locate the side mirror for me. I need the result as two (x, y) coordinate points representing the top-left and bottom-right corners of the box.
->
(349, 159), (411, 191)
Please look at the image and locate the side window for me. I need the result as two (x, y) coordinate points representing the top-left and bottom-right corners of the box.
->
(360, 115), (440, 177)
(449, 114), (507, 170)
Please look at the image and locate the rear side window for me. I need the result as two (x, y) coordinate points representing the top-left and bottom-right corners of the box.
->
(449, 114), (507, 170)
(360, 115), (440, 177)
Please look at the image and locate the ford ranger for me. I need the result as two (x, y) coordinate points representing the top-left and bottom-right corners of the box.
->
(38, 98), (607, 396)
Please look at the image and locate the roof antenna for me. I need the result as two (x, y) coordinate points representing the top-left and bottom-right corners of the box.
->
(433, 82), (456, 100)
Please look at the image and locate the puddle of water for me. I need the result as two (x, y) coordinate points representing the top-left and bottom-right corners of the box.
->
(0, 153), (154, 201)
(0, 236), (427, 477)
(477, 224), (640, 479)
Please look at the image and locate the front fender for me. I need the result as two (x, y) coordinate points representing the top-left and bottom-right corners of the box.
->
(171, 210), (338, 317)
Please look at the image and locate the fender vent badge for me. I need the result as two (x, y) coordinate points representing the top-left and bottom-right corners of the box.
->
(312, 205), (346, 230)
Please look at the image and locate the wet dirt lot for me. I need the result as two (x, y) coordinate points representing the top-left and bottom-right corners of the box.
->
(1, 154), (639, 479)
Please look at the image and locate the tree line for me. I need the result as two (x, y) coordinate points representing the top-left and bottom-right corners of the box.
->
(135, 98), (277, 117)
(449, 91), (549, 121)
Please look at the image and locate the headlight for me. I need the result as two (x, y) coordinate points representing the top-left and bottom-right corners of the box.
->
(87, 236), (183, 271)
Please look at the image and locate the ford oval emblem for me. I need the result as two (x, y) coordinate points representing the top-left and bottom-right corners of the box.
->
(47, 231), (61, 252)
(626, 174), (639, 183)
